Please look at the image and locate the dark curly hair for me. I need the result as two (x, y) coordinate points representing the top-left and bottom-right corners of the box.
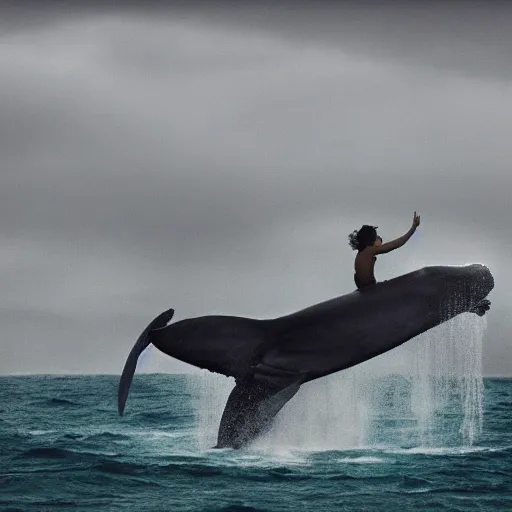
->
(348, 225), (379, 251)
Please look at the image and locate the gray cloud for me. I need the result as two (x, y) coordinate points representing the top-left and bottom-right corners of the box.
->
(1, 3), (511, 375)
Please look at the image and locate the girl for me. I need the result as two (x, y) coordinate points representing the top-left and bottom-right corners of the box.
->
(348, 212), (421, 290)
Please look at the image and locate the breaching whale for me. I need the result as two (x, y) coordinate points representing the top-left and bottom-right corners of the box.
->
(118, 264), (493, 449)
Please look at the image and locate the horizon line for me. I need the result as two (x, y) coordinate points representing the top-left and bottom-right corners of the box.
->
(1, 372), (511, 379)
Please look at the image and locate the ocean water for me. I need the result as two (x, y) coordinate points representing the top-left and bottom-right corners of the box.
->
(1, 372), (511, 512)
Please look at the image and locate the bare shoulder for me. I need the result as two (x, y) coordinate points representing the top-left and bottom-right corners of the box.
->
(357, 247), (375, 260)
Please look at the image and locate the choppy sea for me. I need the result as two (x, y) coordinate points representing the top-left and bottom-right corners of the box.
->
(1, 372), (511, 512)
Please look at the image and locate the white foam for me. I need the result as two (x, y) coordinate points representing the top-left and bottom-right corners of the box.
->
(387, 446), (489, 456)
(145, 431), (190, 439)
(27, 429), (55, 435)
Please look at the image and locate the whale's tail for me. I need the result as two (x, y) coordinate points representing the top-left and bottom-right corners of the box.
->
(117, 308), (175, 416)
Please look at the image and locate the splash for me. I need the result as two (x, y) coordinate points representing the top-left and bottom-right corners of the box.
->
(409, 296), (486, 448)
(193, 371), (234, 451)
(255, 365), (372, 452)
(193, 301), (487, 452)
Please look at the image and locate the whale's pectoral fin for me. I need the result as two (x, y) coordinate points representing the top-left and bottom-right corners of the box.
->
(215, 370), (306, 449)
(469, 298), (491, 317)
(118, 308), (175, 416)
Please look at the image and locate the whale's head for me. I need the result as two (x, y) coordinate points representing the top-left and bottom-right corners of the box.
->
(445, 263), (493, 300)
(416, 264), (494, 315)
(464, 263), (494, 296)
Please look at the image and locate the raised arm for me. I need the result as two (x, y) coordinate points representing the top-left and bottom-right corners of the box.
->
(372, 212), (420, 255)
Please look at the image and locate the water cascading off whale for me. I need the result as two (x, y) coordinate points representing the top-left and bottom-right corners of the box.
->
(118, 264), (493, 449)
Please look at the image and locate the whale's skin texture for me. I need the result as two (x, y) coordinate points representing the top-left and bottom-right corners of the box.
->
(118, 264), (493, 449)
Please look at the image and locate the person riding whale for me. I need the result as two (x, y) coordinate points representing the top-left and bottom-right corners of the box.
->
(349, 212), (420, 291)
(118, 211), (493, 449)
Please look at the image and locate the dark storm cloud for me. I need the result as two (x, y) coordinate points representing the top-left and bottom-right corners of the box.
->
(5, 1), (512, 80)
(1, 1), (511, 374)
(203, 2), (512, 82)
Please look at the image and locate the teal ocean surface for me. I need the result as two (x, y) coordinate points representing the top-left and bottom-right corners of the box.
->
(1, 374), (511, 512)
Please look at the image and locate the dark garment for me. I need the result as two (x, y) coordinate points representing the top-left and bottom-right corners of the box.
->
(354, 274), (377, 290)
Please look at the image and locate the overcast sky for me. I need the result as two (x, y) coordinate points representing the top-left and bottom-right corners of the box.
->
(1, 1), (511, 376)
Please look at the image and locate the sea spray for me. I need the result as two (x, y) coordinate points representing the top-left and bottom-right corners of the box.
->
(255, 365), (372, 452)
(193, 307), (487, 451)
(408, 292), (486, 448)
(194, 371), (234, 451)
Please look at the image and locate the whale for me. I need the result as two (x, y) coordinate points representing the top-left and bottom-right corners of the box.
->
(118, 264), (493, 449)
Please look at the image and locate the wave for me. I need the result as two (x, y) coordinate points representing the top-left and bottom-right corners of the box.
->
(385, 446), (493, 455)
(90, 459), (315, 482)
(325, 473), (393, 482)
(400, 476), (432, 488)
(93, 459), (146, 475)
(17, 446), (119, 461)
(61, 433), (84, 440)
(336, 456), (389, 464)
(130, 411), (194, 424)
(84, 432), (131, 442)
(91, 459), (222, 479)
(18, 447), (75, 459)
(202, 507), (268, 512)
(45, 398), (79, 407)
